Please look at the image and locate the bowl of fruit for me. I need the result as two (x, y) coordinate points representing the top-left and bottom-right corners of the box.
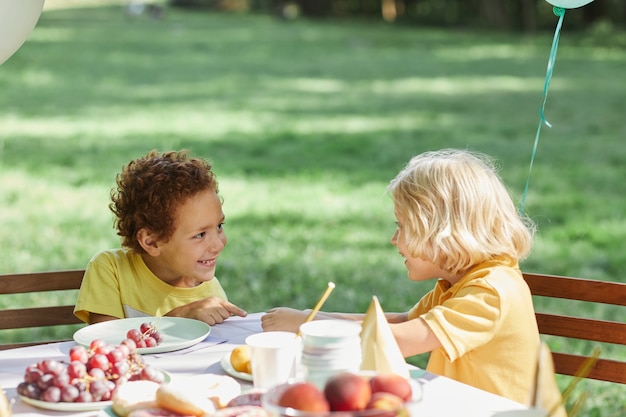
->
(262, 371), (421, 417)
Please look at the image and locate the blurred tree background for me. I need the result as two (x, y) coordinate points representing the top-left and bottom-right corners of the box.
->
(168, 0), (626, 32)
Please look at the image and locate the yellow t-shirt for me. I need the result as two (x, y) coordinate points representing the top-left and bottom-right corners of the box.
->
(74, 249), (228, 323)
(408, 256), (540, 404)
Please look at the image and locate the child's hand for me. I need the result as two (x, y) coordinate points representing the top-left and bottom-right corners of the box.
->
(261, 307), (309, 333)
(168, 296), (247, 325)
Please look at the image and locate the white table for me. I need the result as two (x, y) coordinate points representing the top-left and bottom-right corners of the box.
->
(1, 313), (529, 417)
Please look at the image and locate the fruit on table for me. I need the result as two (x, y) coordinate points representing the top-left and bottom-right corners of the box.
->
(277, 382), (330, 412)
(17, 339), (166, 403)
(0, 386), (10, 417)
(366, 391), (404, 411)
(112, 380), (160, 417)
(229, 345), (252, 374)
(126, 322), (163, 348)
(368, 373), (413, 402)
(273, 372), (413, 415)
(324, 372), (372, 411)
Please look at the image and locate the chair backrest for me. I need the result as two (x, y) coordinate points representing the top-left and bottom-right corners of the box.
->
(0, 269), (85, 350)
(523, 272), (626, 384)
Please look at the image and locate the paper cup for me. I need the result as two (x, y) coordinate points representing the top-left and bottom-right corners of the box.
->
(299, 320), (362, 345)
(246, 331), (299, 390)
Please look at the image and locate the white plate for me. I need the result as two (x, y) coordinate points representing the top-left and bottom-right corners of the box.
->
(221, 353), (253, 382)
(20, 396), (111, 412)
(99, 406), (118, 417)
(73, 317), (211, 354)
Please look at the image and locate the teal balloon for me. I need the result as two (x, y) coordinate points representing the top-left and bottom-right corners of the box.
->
(545, 0), (594, 8)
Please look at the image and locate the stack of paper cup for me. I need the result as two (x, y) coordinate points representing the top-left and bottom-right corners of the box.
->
(298, 320), (362, 389)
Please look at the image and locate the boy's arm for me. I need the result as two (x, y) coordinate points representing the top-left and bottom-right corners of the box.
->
(89, 313), (119, 324)
(166, 296), (247, 325)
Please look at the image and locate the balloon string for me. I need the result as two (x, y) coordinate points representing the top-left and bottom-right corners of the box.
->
(520, 6), (565, 215)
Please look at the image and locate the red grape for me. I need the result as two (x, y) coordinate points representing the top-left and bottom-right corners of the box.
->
(107, 348), (126, 363)
(19, 332), (166, 404)
(88, 354), (109, 371)
(42, 386), (61, 403)
(67, 361), (86, 380)
(126, 328), (142, 343)
(89, 339), (106, 351)
(140, 322), (152, 334)
(61, 385), (79, 402)
(69, 345), (88, 363)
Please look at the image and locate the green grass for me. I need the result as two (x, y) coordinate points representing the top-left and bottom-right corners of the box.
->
(1, 6), (625, 416)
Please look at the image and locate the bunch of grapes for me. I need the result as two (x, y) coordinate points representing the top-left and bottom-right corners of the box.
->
(126, 322), (163, 348)
(17, 338), (165, 404)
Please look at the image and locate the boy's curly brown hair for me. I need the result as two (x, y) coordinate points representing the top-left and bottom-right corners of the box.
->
(109, 149), (219, 253)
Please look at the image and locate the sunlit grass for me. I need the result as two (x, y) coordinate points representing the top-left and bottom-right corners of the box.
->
(1, 6), (625, 416)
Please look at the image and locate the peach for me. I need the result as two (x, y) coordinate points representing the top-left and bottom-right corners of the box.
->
(368, 373), (412, 402)
(277, 382), (330, 412)
(324, 372), (372, 411)
(366, 391), (404, 410)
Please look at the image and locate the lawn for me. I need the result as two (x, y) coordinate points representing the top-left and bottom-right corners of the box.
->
(0, 4), (624, 416)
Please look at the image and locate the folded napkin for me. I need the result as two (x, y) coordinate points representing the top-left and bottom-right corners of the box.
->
(0, 385), (9, 417)
(151, 335), (228, 358)
(527, 342), (568, 417)
(360, 296), (409, 377)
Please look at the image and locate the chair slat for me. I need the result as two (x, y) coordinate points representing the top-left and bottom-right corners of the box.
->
(0, 270), (85, 350)
(0, 306), (82, 329)
(536, 313), (626, 345)
(523, 273), (626, 305)
(523, 272), (626, 385)
(0, 340), (72, 351)
(0, 270), (84, 294)
(551, 352), (626, 384)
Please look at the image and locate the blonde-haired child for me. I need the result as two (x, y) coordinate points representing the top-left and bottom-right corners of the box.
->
(262, 149), (550, 405)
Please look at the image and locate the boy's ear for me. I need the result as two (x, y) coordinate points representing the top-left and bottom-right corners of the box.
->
(137, 228), (160, 256)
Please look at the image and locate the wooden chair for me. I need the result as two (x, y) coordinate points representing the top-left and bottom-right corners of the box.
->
(523, 272), (626, 384)
(0, 269), (85, 350)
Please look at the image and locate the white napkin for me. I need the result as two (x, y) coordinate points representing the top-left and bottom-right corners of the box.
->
(360, 296), (409, 377)
(527, 343), (568, 417)
(151, 335), (228, 357)
(0, 385), (10, 417)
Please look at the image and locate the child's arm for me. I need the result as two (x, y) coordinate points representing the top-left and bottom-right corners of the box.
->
(166, 296), (247, 325)
(261, 308), (409, 333)
(261, 307), (366, 333)
(390, 317), (442, 357)
(89, 313), (119, 324)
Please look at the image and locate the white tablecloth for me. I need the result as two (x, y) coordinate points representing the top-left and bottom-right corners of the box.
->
(0, 313), (529, 417)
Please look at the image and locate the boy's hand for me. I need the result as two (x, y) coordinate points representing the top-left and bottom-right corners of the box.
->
(167, 296), (247, 325)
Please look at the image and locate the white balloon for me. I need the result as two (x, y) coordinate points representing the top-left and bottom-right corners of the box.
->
(0, 0), (45, 66)
(545, 0), (594, 8)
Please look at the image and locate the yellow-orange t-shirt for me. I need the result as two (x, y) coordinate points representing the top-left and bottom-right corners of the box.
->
(408, 256), (540, 405)
(74, 249), (228, 323)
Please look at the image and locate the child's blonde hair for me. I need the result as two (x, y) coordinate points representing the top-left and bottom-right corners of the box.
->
(387, 149), (535, 275)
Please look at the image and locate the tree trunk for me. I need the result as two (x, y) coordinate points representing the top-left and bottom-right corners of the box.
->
(519, 0), (536, 33)
(477, 0), (510, 29)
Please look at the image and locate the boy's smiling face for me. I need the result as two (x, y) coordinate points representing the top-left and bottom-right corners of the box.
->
(141, 188), (227, 287)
